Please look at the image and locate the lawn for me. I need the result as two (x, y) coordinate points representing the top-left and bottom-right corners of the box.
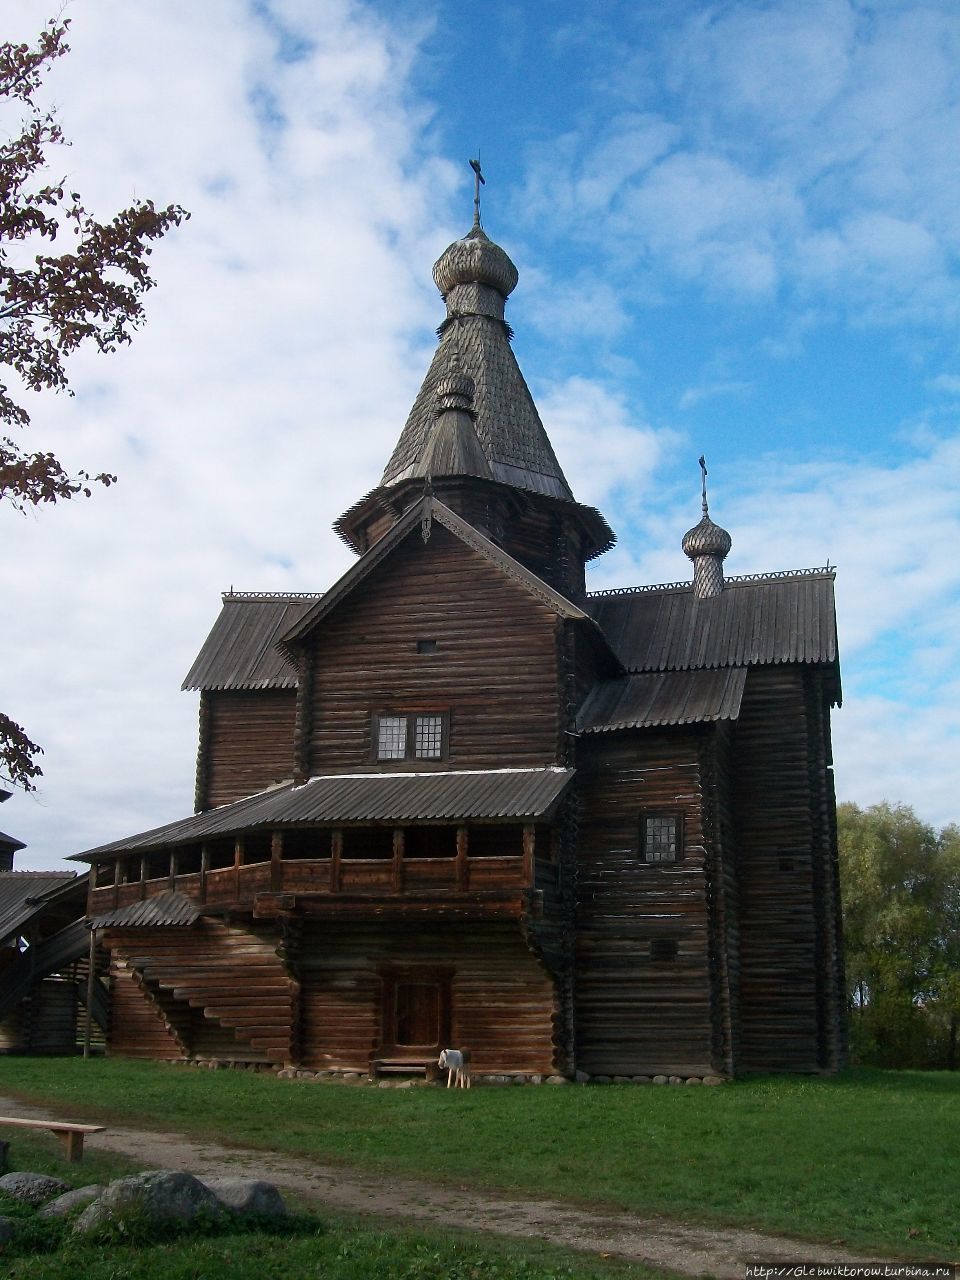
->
(0, 1130), (661, 1280)
(0, 1059), (955, 1257)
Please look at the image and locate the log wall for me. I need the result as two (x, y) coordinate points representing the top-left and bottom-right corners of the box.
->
(200, 690), (297, 810)
(305, 524), (563, 775)
(574, 730), (715, 1077)
(298, 921), (557, 1074)
(731, 666), (834, 1072)
(104, 920), (296, 1064)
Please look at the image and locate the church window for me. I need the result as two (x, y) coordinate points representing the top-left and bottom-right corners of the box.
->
(416, 638), (438, 654)
(375, 712), (448, 761)
(414, 714), (444, 759)
(641, 812), (682, 863)
(377, 715), (407, 760)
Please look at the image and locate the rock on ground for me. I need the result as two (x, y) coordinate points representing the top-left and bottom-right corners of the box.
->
(39, 1185), (104, 1218)
(75, 1169), (223, 1234)
(0, 1171), (69, 1206)
(202, 1176), (287, 1215)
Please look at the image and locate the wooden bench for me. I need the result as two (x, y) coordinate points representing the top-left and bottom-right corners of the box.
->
(0, 1116), (105, 1162)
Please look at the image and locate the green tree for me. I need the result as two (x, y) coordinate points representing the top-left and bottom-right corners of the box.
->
(839, 801), (960, 1068)
(0, 20), (187, 790)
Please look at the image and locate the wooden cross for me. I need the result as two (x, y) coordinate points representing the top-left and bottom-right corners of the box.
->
(470, 157), (484, 225)
(699, 454), (709, 515)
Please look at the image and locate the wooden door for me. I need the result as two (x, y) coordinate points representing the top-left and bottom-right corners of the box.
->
(379, 967), (451, 1059)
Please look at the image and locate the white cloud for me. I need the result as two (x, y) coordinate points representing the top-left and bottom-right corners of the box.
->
(1, 1), (454, 868)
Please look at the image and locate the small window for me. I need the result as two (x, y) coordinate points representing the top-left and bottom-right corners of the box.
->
(416, 638), (438, 655)
(640, 812), (682, 864)
(377, 715), (407, 760)
(414, 714), (443, 759)
(649, 938), (678, 962)
(375, 712), (448, 762)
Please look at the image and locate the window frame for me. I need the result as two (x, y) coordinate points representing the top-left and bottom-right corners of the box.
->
(372, 710), (449, 763)
(639, 810), (684, 865)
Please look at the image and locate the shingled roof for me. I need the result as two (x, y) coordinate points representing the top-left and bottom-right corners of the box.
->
(382, 320), (573, 501)
(587, 569), (838, 676)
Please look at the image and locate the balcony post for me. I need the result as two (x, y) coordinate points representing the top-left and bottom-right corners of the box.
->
(392, 828), (405, 893)
(271, 830), (283, 893)
(234, 837), (244, 900)
(169, 850), (178, 892)
(139, 856), (147, 901)
(331, 829), (342, 893)
(456, 826), (469, 891)
(200, 843), (209, 904)
(522, 824), (535, 885)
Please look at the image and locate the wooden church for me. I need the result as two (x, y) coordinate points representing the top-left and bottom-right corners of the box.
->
(77, 195), (846, 1080)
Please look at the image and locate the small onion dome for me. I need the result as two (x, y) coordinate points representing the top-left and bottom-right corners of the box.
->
(682, 515), (732, 560)
(435, 370), (476, 414)
(683, 512), (732, 599)
(433, 223), (519, 299)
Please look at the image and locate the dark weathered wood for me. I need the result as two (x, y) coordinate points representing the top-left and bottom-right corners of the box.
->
(201, 690), (297, 810)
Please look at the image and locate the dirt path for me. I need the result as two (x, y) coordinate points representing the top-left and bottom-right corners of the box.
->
(0, 1096), (892, 1278)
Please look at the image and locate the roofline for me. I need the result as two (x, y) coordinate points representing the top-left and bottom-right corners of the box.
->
(334, 474), (616, 561)
(588, 565), (836, 599)
(280, 494), (589, 653)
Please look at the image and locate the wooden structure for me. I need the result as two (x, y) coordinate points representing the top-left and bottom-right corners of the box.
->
(0, 1116), (105, 1163)
(0, 863), (106, 1055)
(75, 205), (845, 1079)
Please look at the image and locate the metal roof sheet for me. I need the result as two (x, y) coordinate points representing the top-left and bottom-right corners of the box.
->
(74, 768), (576, 860)
(90, 890), (201, 930)
(0, 871), (82, 947)
(182, 594), (320, 692)
(587, 570), (838, 673)
(577, 668), (747, 734)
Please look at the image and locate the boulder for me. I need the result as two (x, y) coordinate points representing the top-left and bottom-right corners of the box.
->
(202, 1177), (287, 1216)
(593, 1075), (613, 1084)
(653, 1074), (668, 1085)
(545, 1074), (569, 1085)
(702, 1075), (726, 1086)
(39, 1185), (103, 1218)
(632, 1075), (652, 1084)
(686, 1077), (703, 1085)
(74, 1170), (223, 1233)
(574, 1070), (591, 1084)
(0, 1171), (69, 1206)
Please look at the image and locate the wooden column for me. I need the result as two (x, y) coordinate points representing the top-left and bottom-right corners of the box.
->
(168, 851), (178, 892)
(200, 843), (209, 905)
(392, 828), (404, 894)
(522, 824), (535, 886)
(456, 826), (469, 891)
(330, 829), (342, 894)
(82, 927), (96, 1060)
(234, 837), (245, 901)
(112, 860), (121, 909)
(139, 856), (148, 901)
(271, 830), (283, 893)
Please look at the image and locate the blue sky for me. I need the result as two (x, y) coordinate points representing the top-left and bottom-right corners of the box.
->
(2, 0), (959, 867)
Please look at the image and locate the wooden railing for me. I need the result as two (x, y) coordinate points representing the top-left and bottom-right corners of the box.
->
(88, 826), (553, 915)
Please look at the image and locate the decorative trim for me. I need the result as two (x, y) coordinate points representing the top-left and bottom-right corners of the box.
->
(588, 566), (836, 600)
(222, 591), (323, 602)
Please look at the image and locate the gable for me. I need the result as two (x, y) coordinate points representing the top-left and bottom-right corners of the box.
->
(304, 520), (567, 774)
(281, 496), (587, 655)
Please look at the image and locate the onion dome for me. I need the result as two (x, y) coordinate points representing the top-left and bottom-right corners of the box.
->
(434, 370), (476, 415)
(433, 222), (519, 299)
(682, 515), (732, 560)
(683, 458), (732, 599)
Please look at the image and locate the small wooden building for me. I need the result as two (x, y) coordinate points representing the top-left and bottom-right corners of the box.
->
(76, 212), (845, 1079)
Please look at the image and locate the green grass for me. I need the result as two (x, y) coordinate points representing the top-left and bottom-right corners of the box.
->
(0, 1059), (956, 1257)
